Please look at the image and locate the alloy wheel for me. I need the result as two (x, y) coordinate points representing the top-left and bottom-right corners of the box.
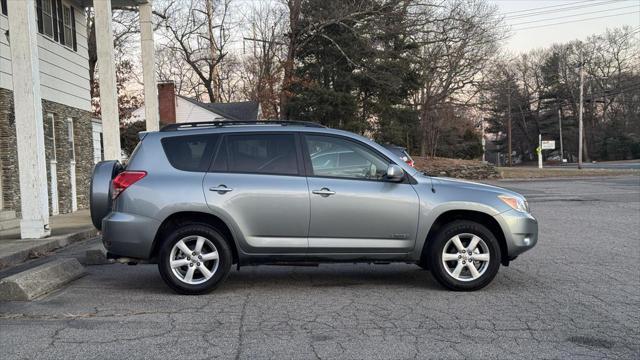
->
(169, 235), (220, 285)
(441, 233), (490, 282)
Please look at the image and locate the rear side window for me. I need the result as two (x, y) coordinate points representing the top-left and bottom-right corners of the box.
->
(215, 134), (299, 176)
(162, 134), (219, 172)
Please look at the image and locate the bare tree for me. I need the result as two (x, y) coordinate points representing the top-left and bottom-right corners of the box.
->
(155, 0), (235, 103)
(86, 8), (140, 99)
(411, 0), (504, 157)
(240, 1), (287, 119)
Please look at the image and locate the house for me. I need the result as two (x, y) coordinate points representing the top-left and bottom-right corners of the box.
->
(0, 0), (96, 234)
(0, 0), (159, 239)
(131, 82), (261, 125)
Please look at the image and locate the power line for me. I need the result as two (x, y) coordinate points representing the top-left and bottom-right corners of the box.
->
(504, 0), (626, 20)
(501, 0), (599, 15)
(512, 11), (638, 31)
(509, 5), (638, 26)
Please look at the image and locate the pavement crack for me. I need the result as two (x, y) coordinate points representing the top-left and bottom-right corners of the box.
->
(234, 292), (250, 360)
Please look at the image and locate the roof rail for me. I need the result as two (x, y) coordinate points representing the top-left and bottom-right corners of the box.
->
(160, 120), (326, 132)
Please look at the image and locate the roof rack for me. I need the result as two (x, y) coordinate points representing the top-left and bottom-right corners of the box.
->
(160, 120), (326, 132)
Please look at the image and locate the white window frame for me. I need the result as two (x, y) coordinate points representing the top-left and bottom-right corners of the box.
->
(47, 113), (60, 215)
(40, 0), (54, 38)
(67, 117), (75, 161)
(47, 113), (57, 161)
(61, 3), (73, 49)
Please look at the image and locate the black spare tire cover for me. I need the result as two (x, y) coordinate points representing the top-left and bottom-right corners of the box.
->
(90, 160), (122, 230)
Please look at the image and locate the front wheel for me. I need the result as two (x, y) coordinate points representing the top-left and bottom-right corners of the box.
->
(158, 224), (232, 295)
(427, 220), (501, 291)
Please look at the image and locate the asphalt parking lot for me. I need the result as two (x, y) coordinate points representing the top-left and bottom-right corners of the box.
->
(1, 176), (639, 359)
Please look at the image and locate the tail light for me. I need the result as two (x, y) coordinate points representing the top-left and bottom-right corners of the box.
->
(407, 159), (415, 167)
(112, 171), (146, 199)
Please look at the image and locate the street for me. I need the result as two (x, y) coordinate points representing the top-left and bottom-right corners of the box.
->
(1, 176), (639, 359)
(545, 161), (640, 170)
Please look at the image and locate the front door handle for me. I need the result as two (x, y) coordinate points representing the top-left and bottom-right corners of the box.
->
(209, 185), (233, 194)
(312, 188), (335, 197)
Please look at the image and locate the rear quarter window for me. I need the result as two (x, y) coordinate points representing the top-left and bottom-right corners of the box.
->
(161, 134), (219, 172)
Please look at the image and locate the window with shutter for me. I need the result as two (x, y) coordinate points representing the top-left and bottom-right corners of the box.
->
(41, 0), (54, 38)
(62, 4), (73, 49)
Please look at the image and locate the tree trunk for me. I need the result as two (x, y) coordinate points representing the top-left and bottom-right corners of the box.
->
(280, 0), (301, 119)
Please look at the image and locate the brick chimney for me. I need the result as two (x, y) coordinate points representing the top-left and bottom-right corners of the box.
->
(157, 82), (176, 124)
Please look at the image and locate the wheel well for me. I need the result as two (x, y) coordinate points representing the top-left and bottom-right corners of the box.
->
(151, 212), (239, 264)
(421, 210), (509, 267)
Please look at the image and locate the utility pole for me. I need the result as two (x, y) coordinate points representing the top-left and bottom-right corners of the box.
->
(480, 119), (486, 163)
(507, 81), (512, 167)
(578, 52), (584, 170)
(558, 109), (564, 164)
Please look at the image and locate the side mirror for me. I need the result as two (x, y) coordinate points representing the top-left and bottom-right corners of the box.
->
(385, 164), (404, 182)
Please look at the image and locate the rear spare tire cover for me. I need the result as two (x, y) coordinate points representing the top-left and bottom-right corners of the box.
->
(90, 160), (122, 230)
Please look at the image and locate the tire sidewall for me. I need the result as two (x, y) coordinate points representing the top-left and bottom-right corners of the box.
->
(158, 224), (232, 295)
(428, 220), (501, 291)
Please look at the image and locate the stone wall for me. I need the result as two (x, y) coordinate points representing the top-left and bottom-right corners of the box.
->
(0, 88), (93, 215)
(42, 99), (93, 213)
(413, 156), (501, 180)
(0, 88), (20, 214)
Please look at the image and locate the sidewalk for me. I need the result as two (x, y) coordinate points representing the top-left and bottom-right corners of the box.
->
(0, 210), (98, 270)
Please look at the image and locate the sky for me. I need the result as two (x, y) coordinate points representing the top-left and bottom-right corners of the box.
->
(492, 0), (640, 53)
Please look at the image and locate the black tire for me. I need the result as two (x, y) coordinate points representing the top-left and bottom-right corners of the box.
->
(158, 223), (232, 295)
(427, 220), (501, 291)
(416, 259), (429, 270)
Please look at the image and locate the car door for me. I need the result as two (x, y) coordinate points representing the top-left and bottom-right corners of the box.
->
(203, 132), (309, 253)
(303, 134), (420, 254)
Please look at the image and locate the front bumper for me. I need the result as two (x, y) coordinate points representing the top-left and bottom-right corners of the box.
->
(102, 211), (161, 259)
(494, 209), (538, 258)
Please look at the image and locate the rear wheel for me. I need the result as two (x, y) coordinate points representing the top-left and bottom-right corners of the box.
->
(427, 220), (501, 291)
(158, 223), (232, 295)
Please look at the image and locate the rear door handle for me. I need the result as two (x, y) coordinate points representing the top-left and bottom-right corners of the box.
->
(312, 188), (335, 196)
(209, 185), (233, 194)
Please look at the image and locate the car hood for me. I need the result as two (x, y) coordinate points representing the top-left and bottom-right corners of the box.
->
(430, 176), (524, 198)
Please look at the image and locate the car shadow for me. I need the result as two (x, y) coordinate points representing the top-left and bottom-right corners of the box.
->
(89, 263), (443, 295)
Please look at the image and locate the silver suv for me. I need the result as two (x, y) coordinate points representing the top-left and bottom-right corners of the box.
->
(91, 121), (537, 294)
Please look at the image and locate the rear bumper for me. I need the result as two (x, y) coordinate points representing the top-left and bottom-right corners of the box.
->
(102, 211), (161, 259)
(494, 209), (538, 259)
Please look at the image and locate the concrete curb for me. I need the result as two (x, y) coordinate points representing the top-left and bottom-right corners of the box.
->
(0, 258), (86, 301)
(0, 228), (98, 270)
(83, 244), (109, 265)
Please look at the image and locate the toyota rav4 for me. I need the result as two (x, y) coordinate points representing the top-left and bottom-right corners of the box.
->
(91, 121), (537, 294)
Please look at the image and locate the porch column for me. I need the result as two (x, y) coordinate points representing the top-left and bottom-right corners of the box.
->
(94, 0), (121, 160)
(140, 0), (159, 131)
(7, 0), (51, 238)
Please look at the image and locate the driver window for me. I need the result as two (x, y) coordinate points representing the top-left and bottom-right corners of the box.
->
(223, 134), (298, 175)
(305, 135), (389, 180)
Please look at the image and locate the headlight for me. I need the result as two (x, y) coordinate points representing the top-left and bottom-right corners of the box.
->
(498, 195), (530, 213)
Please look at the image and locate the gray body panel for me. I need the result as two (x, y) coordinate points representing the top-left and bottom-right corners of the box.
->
(306, 177), (419, 253)
(98, 125), (537, 264)
(203, 172), (310, 253)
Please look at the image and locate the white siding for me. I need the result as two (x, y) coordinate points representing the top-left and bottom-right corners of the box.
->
(175, 97), (226, 123)
(0, 1), (91, 111)
(131, 97), (227, 124)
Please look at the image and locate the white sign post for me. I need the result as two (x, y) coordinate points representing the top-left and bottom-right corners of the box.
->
(537, 134), (542, 169)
